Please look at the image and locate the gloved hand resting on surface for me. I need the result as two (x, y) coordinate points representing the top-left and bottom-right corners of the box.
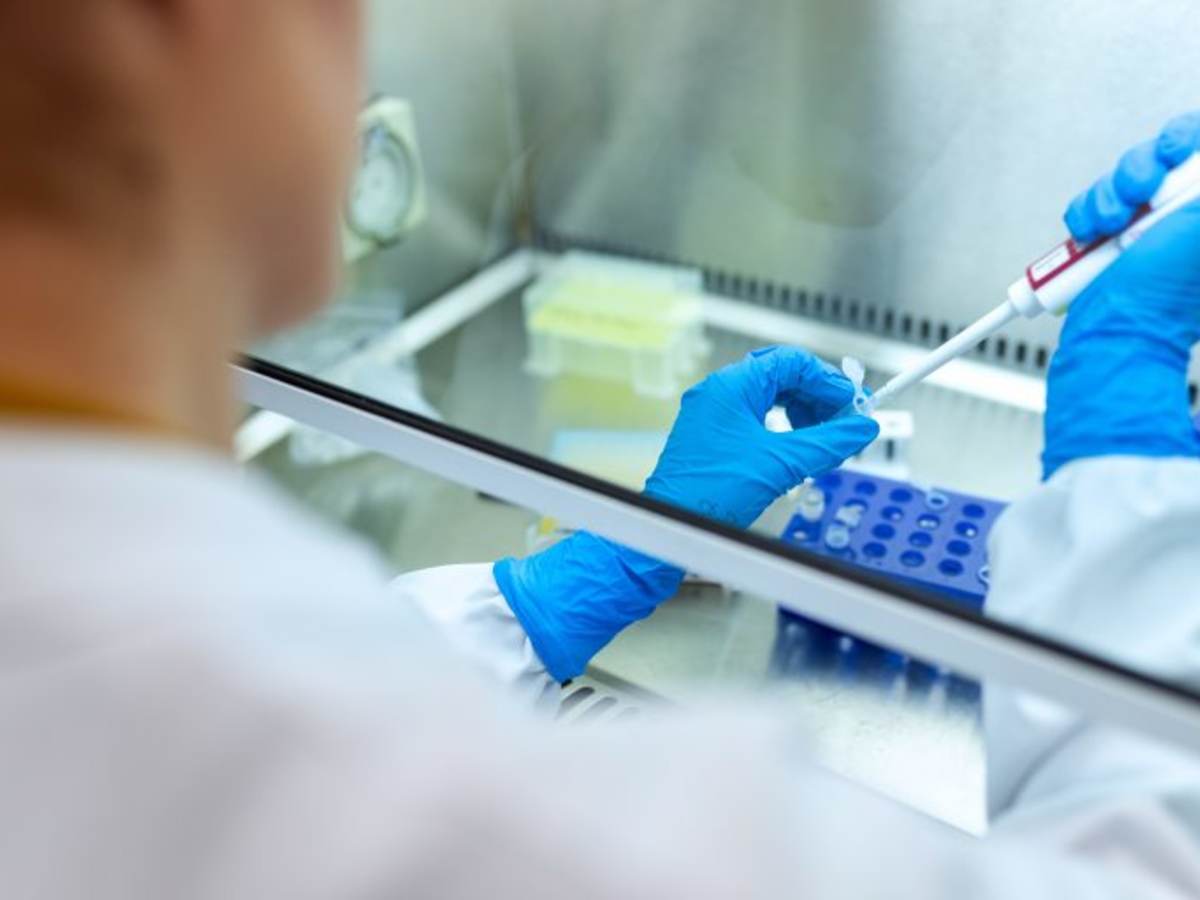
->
(1045, 111), (1200, 479)
(495, 346), (880, 682)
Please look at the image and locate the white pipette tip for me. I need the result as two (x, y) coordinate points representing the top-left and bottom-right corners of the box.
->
(868, 300), (1019, 410)
(860, 389), (885, 413)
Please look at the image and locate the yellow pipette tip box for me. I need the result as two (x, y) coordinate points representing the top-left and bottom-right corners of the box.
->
(523, 252), (710, 399)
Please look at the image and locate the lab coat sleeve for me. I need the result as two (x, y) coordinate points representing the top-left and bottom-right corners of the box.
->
(393, 563), (560, 711)
(982, 456), (1200, 886)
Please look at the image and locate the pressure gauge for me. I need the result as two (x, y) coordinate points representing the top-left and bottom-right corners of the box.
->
(348, 125), (414, 242)
(342, 97), (427, 263)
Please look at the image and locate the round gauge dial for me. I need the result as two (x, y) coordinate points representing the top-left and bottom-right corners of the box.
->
(346, 125), (416, 244)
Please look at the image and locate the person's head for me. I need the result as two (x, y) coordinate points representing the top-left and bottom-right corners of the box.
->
(0, 0), (365, 336)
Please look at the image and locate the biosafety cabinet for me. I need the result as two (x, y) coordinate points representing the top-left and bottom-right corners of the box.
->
(239, 0), (1200, 832)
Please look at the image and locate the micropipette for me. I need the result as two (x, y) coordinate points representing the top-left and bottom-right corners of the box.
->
(868, 152), (1200, 411)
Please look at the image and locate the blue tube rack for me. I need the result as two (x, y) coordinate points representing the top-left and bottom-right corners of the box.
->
(772, 470), (1007, 692)
(782, 470), (1005, 608)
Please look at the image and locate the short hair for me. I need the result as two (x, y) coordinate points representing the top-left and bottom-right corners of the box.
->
(0, 1), (163, 235)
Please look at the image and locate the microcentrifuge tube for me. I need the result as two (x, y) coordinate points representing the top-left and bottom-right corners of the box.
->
(797, 479), (826, 523)
(910, 480), (949, 512)
(924, 489), (950, 511)
(842, 357), (871, 415)
(824, 523), (853, 551)
(834, 504), (865, 529)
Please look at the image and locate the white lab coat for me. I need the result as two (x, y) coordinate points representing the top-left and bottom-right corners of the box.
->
(3, 427), (1200, 898)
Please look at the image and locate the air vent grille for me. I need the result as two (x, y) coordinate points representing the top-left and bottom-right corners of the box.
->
(557, 676), (647, 725)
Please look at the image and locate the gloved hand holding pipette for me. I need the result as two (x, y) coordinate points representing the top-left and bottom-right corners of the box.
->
(1043, 112), (1200, 478)
(867, 112), (1200, 413)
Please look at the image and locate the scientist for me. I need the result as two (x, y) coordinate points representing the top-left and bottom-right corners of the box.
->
(1, 1), (1199, 897)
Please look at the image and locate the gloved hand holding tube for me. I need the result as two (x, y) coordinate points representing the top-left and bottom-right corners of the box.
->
(495, 347), (880, 682)
(1044, 111), (1200, 479)
(644, 347), (882, 529)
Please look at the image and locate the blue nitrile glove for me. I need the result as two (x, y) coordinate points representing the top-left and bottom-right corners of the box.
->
(644, 346), (881, 527)
(493, 533), (685, 683)
(495, 347), (880, 682)
(1044, 111), (1200, 480)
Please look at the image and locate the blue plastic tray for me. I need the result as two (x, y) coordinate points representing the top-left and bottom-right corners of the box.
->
(781, 470), (1005, 608)
(772, 470), (1006, 688)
